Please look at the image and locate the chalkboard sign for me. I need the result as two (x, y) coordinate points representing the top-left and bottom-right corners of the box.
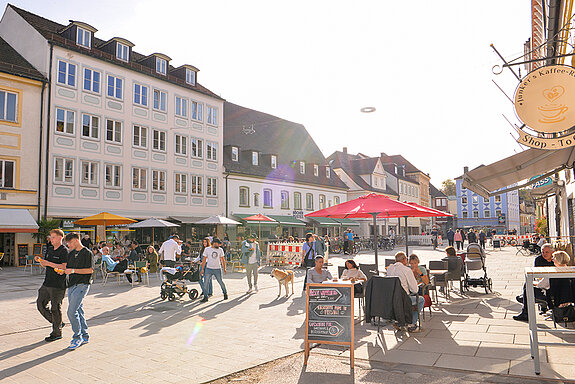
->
(17, 244), (29, 267)
(33, 243), (43, 256)
(305, 283), (354, 367)
(493, 239), (501, 249)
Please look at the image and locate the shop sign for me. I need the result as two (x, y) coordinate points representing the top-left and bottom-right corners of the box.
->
(292, 210), (304, 219)
(515, 65), (575, 134)
(528, 175), (553, 189)
(62, 220), (75, 228)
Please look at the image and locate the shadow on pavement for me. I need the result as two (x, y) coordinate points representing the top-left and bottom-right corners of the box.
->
(0, 340), (45, 362)
(0, 348), (69, 380)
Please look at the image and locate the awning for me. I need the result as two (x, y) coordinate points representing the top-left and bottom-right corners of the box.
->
(462, 147), (575, 198)
(334, 218), (360, 226)
(233, 213), (278, 226)
(267, 215), (306, 226)
(169, 216), (207, 224)
(0, 209), (38, 233)
(308, 217), (341, 226)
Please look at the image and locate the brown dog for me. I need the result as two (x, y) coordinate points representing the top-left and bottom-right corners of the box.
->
(271, 268), (294, 297)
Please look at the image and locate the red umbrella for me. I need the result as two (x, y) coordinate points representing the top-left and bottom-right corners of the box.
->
(243, 214), (276, 241)
(402, 202), (452, 217)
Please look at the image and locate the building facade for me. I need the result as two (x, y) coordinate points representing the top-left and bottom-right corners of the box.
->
(430, 183), (449, 233)
(0, 5), (224, 229)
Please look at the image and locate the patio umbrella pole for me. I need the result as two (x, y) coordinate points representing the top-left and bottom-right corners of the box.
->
(372, 213), (378, 272)
(404, 216), (409, 255)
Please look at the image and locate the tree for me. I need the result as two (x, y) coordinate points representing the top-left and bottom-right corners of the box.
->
(32, 217), (60, 243)
(441, 179), (456, 196)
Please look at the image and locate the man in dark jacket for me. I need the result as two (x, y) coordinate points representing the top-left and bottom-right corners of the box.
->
(446, 228), (455, 247)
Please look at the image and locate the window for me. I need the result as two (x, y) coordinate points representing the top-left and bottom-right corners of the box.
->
(254, 193), (260, 207)
(461, 196), (467, 205)
(153, 89), (167, 111)
(206, 177), (217, 196)
(186, 69), (196, 85)
(207, 105), (218, 125)
(319, 194), (326, 209)
(334, 196), (340, 205)
(306, 193), (314, 210)
(56, 108), (75, 134)
(483, 197), (489, 204)
(314, 164), (319, 177)
(175, 135), (187, 156)
(484, 210), (490, 218)
(175, 96), (187, 117)
(54, 157), (74, 184)
(206, 142), (217, 161)
(495, 209), (502, 217)
(106, 119), (122, 144)
(0, 160), (15, 188)
(473, 211), (479, 218)
(107, 75), (123, 99)
(251, 152), (259, 165)
(495, 195), (501, 203)
(133, 84), (148, 106)
(0, 90), (18, 122)
(462, 211), (468, 219)
(152, 130), (166, 152)
(326, 167), (331, 178)
(271, 155), (277, 169)
(57, 61), (76, 87)
(132, 167), (147, 190)
(191, 138), (203, 158)
(83, 68), (100, 93)
(231, 147), (239, 162)
(156, 57), (167, 75)
(152, 170), (166, 192)
(240, 187), (250, 207)
(81, 114), (99, 139)
(76, 27), (91, 48)
(472, 196), (478, 204)
(294, 192), (302, 210)
(81, 161), (98, 186)
(191, 175), (203, 195)
(281, 190), (289, 209)
(175, 173), (187, 194)
(191, 100), (203, 121)
(116, 42), (129, 62)
(105, 164), (121, 188)
(263, 189), (273, 208)
(132, 125), (148, 148)
(300, 161), (305, 174)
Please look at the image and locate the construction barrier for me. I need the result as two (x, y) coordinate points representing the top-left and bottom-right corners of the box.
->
(493, 234), (536, 245)
(268, 242), (304, 267)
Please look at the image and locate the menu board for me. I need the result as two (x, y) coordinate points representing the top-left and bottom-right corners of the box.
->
(33, 243), (43, 256)
(17, 244), (29, 267)
(305, 283), (354, 367)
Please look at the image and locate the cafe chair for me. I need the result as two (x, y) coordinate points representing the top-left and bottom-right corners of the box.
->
(134, 260), (149, 285)
(359, 263), (378, 280)
(384, 258), (395, 268)
(24, 254), (37, 274)
(428, 260), (448, 302)
(102, 260), (122, 286)
(92, 256), (103, 280)
(338, 266), (366, 321)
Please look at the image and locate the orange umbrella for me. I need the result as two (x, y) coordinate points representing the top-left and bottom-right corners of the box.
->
(75, 212), (136, 241)
(243, 214), (276, 241)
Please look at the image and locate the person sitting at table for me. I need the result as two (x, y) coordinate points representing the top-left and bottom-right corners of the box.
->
(101, 247), (134, 283)
(409, 254), (430, 288)
(439, 246), (464, 293)
(145, 245), (159, 274)
(306, 256), (333, 284)
(341, 259), (367, 295)
(386, 252), (424, 332)
(545, 251), (575, 312)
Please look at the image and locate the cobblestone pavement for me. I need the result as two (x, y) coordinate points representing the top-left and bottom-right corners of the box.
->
(0, 244), (574, 383)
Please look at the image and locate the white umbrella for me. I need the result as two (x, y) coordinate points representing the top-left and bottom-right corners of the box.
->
(128, 218), (179, 244)
(195, 215), (241, 225)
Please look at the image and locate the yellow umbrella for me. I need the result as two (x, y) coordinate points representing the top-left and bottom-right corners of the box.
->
(74, 212), (137, 241)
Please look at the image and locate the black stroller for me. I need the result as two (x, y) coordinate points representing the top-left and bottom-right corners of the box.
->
(463, 243), (492, 294)
(160, 265), (200, 301)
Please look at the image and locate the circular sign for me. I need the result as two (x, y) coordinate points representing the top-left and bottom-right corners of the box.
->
(360, 107), (376, 113)
(514, 65), (575, 133)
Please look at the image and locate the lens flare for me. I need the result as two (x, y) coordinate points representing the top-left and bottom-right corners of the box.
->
(186, 318), (205, 346)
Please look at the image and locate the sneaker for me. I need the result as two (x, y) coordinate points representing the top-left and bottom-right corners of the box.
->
(247, 287), (253, 293)
(224, 294), (228, 300)
(254, 285), (259, 292)
(200, 295), (208, 303)
(45, 335), (62, 342)
(81, 338), (89, 345)
(68, 338), (83, 350)
(513, 313), (529, 322)
(407, 325), (419, 332)
(516, 295), (524, 304)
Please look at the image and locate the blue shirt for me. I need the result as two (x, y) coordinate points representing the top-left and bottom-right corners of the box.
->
(346, 233), (353, 241)
(102, 254), (118, 271)
(303, 241), (316, 260)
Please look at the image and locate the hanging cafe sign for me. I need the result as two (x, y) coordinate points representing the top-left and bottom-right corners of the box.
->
(514, 65), (575, 149)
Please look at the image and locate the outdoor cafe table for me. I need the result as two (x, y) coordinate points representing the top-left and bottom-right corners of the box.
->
(525, 266), (575, 375)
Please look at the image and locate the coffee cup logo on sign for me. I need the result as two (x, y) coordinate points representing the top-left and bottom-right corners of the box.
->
(514, 65), (575, 134)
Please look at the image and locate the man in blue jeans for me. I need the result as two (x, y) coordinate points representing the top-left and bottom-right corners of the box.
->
(63, 232), (94, 350)
(199, 238), (228, 303)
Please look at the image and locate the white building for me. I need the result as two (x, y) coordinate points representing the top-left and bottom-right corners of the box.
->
(0, 5), (224, 237)
(224, 102), (349, 240)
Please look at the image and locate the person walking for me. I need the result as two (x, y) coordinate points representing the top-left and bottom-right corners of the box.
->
(454, 229), (463, 251)
(447, 228), (455, 247)
(199, 238), (228, 302)
(241, 234), (261, 293)
(35, 229), (68, 342)
(145, 245), (159, 274)
(159, 234), (182, 267)
(63, 232), (94, 350)
(478, 230), (487, 249)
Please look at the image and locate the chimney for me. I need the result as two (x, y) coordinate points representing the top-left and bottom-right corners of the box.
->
(343, 147), (347, 154)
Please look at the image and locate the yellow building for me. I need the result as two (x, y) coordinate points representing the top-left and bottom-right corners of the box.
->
(0, 36), (45, 266)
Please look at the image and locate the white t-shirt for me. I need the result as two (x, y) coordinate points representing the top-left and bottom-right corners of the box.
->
(203, 246), (224, 269)
(247, 243), (257, 264)
(159, 239), (181, 261)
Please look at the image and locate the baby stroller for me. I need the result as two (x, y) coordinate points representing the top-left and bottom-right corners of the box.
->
(463, 243), (492, 294)
(160, 265), (200, 301)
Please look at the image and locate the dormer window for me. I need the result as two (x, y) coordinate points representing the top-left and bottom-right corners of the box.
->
(156, 57), (167, 75)
(300, 161), (305, 174)
(76, 27), (91, 48)
(326, 167), (331, 178)
(271, 155), (277, 169)
(252, 151), (259, 166)
(231, 147), (239, 162)
(313, 164), (319, 177)
(116, 42), (129, 62)
(186, 69), (196, 86)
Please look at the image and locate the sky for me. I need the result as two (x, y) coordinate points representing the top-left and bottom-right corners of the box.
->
(1, 0), (531, 187)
